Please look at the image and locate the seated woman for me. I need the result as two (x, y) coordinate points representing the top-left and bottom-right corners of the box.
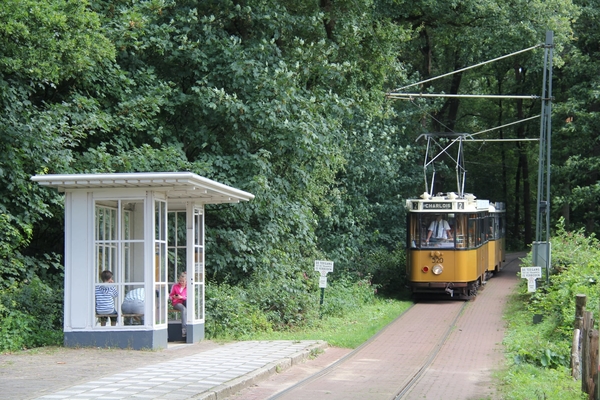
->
(169, 272), (187, 338)
(122, 287), (144, 325)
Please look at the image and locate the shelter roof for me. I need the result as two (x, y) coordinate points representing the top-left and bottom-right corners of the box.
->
(31, 172), (255, 204)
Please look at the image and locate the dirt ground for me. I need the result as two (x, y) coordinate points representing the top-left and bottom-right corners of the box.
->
(0, 340), (351, 400)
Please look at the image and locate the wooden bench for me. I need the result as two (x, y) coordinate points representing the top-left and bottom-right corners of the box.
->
(96, 313), (143, 326)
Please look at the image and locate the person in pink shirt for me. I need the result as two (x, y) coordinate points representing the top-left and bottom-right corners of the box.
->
(170, 272), (187, 338)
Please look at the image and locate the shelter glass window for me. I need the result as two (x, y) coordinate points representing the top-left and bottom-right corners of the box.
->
(155, 199), (168, 326)
(193, 208), (204, 322)
(94, 199), (145, 328)
(168, 211), (186, 285)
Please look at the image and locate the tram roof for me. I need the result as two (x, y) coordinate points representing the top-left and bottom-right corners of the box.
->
(31, 172), (255, 204)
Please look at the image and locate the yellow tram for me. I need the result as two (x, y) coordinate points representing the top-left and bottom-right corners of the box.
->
(406, 192), (506, 299)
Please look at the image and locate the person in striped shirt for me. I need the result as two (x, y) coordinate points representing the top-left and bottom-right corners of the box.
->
(95, 270), (118, 326)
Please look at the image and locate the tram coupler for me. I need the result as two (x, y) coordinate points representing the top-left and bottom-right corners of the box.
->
(445, 284), (454, 297)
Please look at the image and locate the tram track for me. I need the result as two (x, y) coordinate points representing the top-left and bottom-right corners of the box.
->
(268, 300), (467, 400)
(392, 301), (467, 399)
(266, 252), (523, 400)
(268, 303), (419, 400)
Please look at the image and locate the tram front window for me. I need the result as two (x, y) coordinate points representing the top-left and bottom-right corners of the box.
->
(409, 213), (457, 249)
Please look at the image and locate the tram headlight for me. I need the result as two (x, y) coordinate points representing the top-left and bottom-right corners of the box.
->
(432, 264), (443, 275)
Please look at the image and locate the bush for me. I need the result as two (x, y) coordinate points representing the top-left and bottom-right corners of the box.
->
(244, 269), (319, 329)
(0, 277), (63, 351)
(320, 275), (376, 318)
(522, 220), (600, 343)
(499, 219), (598, 398)
(204, 267), (380, 339)
(205, 281), (272, 339)
(358, 246), (406, 296)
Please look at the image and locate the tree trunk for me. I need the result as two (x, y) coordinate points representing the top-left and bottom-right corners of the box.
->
(513, 156), (522, 241)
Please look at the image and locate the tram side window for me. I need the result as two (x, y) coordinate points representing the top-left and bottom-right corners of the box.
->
(481, 216), (488, 244)
(454, 215), (467, 248)
(408, 214), (422, 248)
(467, 215), (477, 248)
(491, 215), (499, 240)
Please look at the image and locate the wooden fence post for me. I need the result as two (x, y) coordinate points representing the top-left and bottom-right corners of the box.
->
(589, 328), (598, 400)
(582, 311), (593, 395)
(573, 328), (582, 379)
(573, 295), (587, 379)
(575, 294), (587, 330)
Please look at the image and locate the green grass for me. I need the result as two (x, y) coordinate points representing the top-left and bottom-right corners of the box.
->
(497, 283), (586, 400)
(240, 297), (412, 348)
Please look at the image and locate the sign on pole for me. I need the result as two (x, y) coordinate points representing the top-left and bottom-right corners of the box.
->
(315, 260), (334, 310)
(314, 260), (334, 274)
(319, 276), (327, 288)
(521, 266), (542, 292)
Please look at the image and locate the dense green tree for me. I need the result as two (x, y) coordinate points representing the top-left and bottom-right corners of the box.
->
(383, 0), (577, 247)
(0, 0), (115, 285)
(0, 0), (593, 348)
(552, 0), (600, 236)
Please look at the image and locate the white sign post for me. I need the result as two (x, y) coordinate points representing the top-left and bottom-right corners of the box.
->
(521, 266), (542, 292)
(314, 260), (334, 275)
(315, 260), (334, 310)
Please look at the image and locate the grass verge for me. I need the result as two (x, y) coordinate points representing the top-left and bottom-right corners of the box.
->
(240, 297), (412, 349)
(497, 283), (585, 400)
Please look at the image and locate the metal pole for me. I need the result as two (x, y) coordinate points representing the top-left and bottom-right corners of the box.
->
(535, 31), (553, 285)
(545, 31), (554, 285)
(319, 288), (325, 319)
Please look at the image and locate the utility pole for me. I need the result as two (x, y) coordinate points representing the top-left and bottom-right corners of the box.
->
(533, 31), (554, 285)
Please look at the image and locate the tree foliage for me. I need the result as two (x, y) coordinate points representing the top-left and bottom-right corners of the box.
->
(0, 0), (593, 347)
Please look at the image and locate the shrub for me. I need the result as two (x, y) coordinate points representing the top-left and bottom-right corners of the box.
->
(205, 281), (272, 339)
(320, 275), (376, 318)
(244, 269), (319, 329)
(0, 277), (63, 351)
(500, 219), (599, 398)
(358, 246), (406, 296)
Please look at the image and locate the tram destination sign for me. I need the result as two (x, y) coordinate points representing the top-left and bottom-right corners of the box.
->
(423, 202), (452, 210)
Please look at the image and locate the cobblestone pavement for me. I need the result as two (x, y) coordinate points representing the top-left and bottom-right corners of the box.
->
(0, 340), (332, 399)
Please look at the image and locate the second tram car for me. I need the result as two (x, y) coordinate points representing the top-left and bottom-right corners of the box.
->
(406, 192), (506, 299)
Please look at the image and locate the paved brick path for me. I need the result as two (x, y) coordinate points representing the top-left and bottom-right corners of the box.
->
(270, 252), (524, 400)
(402, 252), (524, 399)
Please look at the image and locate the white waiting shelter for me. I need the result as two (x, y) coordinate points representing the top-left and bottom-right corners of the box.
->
(31, 172), (254, 350)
